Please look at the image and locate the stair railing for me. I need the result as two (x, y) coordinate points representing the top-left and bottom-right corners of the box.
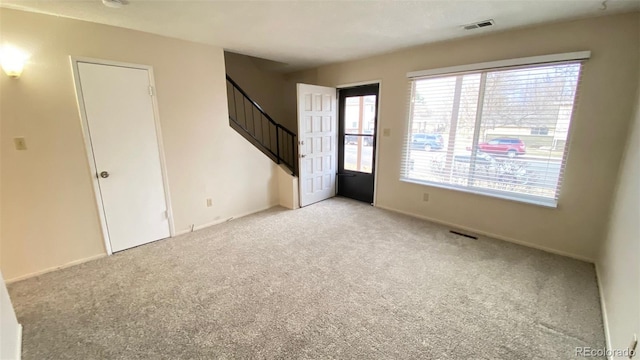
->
(226, 75), (297, 176)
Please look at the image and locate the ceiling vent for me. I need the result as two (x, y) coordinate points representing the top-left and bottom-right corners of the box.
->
(463, 19), (495, 30)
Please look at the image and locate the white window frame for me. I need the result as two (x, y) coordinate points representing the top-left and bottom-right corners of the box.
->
(402, 51), (590, 208)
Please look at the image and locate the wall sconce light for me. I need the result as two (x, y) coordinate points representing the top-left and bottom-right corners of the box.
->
(0, 46), (29, 78)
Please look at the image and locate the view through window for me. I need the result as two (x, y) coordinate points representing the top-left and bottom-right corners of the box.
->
(343, 95), (376, 173)
(401, 62), (582, 206)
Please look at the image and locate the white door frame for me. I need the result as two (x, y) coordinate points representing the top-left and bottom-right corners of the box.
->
(70, 56), (175, 255)
(336, 79), (382, 207)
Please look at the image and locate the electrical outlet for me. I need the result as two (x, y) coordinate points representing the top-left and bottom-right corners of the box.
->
(13, 137), (27, 150)
(423, 193), (430, 202)
(206, 198), (213, 207)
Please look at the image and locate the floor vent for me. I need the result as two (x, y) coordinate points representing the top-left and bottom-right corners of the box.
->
(449, 230), (478, 240)
(463, 19), (495, 30)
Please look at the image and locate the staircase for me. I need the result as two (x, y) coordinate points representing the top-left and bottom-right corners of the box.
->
(226, 75), (297, 176)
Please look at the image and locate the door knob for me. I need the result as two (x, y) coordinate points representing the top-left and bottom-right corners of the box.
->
(300, 154), (306, 158)
(99, 171), (110, 178)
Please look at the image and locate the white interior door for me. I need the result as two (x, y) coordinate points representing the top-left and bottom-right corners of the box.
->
(77, 62), (170, 252)
(297, 83), (337, 207)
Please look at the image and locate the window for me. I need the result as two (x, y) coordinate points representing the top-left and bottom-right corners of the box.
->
(401, 54), (586, 207)
(531, 127), (549, 135)
(344, 95), (376, 173)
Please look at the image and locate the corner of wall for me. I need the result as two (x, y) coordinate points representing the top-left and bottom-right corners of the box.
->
(276, 164), (299, 210)
(594, 69), (640, 359)
(1, 271), (22, 360)
(594, 263), (613, 358)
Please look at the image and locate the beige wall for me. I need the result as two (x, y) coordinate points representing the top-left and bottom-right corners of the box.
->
(287, 12), (640, 260)
(597, 75), (640, 358)
(0, 9), (279, 280)
(276, 164), (299, 210)
(0, 93), (20, 358)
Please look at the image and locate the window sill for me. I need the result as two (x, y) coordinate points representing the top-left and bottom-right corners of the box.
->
(400, 178), (559, 209)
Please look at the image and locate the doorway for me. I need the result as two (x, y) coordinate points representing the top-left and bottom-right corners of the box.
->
(72, 59), (173, 253)
(338, 84), (379, 204)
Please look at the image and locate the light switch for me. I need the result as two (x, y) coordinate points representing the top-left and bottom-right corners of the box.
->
(13, 137), (27, 150)
(383, 128), (391, 137)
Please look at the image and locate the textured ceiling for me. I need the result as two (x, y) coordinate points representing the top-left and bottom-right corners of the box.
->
(1, 0), (639, 71)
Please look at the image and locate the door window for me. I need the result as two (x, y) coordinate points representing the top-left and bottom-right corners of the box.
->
(343, 95), (376, 173)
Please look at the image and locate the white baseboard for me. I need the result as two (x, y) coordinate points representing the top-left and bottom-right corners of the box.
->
(5, 254), (107, 284)
(174, 203), (280, 236)
(375, 204), (594, 263)
(595, 263), (613, 360)
(15, 324), (22, 360)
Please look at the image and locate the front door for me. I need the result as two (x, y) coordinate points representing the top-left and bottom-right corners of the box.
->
(76, 62), (171, 252)
(338, 84), (379, 204)
(297, 83), (338, 207)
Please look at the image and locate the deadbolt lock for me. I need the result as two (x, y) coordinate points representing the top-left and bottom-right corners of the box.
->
(99, 171), (110, 179)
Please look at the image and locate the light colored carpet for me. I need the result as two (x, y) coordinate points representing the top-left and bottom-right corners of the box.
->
(8, 197), (605, 359)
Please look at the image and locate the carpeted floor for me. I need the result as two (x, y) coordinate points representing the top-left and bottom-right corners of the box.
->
(8, 198), (605, 359)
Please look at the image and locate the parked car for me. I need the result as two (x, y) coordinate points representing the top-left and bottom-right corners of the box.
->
(477, 138), (526, 158)
(345, 135), (358, 145)
(411, 133), (444, 151)
(345, 130), (374, 146)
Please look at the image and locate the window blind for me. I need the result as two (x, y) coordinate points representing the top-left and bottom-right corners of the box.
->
(400, 56), (586, 207)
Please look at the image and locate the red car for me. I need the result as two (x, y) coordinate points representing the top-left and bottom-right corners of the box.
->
(478, 138), (526, 158)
